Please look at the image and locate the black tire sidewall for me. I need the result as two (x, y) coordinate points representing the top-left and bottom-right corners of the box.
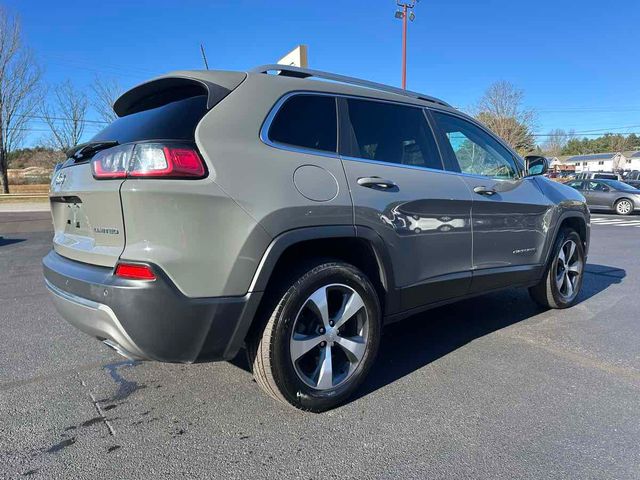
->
(548, 230), (585, 308)
(269, 263), (381, 411)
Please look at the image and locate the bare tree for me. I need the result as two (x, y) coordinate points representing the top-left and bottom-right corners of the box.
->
(541, 129), (569, 157)
(41, 80), (88, 152)
(474, 80), (537, 154)
(0, 9), (41, 193)
(91, 76), (121, 123)
(609, 134), (629, 154)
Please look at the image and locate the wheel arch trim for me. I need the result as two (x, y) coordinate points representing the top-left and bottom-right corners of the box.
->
(247, 225), (398, 310)
(544, 210), (590, 266)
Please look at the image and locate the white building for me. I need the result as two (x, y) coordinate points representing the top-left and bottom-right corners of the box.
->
(564, 151), (640, 173)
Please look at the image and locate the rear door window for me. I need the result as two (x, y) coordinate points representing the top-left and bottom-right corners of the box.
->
(342, 98), (443, 170)
(267, 94), (337, 153)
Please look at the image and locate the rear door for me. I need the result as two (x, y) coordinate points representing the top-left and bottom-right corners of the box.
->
(429, 110), (552, 291)
(339, 97), (473, 312)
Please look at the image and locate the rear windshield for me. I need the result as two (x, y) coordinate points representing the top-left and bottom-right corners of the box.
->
(593, 173), (618, 180)
(91, 95), (208, 144)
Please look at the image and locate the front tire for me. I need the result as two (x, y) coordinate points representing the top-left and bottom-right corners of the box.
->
(248, 261), (381, 412)
(529, 228), (585, 309)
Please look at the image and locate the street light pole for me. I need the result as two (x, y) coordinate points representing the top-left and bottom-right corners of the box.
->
(401, 3), (407, 89)
(395, 1), (417, 90)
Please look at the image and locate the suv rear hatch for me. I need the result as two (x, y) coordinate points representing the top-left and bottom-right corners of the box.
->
(49, 71), (246, 267)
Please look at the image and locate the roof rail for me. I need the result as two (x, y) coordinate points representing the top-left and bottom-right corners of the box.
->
(251, 64), (451, 108)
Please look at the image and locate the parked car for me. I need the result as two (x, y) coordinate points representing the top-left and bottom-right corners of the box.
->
(574, 171), (620, 181)
(546, 171), (575, 183)
(623, 170), (640, 189)
(566, 179), (640, 215)
(43, 65), (590, 411)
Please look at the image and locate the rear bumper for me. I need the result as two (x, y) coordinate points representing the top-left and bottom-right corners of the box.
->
(42, 251), (262, 363)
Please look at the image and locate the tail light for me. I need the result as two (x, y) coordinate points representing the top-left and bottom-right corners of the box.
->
(92, 143), (206, 179)
(92, 145), (133, 179)
(115, 263), (156, 280)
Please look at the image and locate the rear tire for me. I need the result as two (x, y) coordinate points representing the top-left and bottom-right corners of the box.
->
(615, 198), (633, 216)
(529, 228), (585, 309)
(247, 261), (381, 412)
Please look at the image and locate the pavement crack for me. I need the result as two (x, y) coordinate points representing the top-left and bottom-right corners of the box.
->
(497, 331), (640, 386)
(79, 378), (116, 436)
(0, 360), (109, 391)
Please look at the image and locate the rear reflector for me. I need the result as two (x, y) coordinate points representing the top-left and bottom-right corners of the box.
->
(92, 143), (205, 179)
(115, 263), (156, 280)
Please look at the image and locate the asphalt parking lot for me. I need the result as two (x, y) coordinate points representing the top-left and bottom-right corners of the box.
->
(1, 210), (639, 479)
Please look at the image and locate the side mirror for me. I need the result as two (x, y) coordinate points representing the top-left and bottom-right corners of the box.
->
(602, 186), (610, 192)
(524, 155), (548, 176)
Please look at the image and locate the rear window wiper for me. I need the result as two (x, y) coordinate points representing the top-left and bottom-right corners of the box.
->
(67, 141), (119, 162)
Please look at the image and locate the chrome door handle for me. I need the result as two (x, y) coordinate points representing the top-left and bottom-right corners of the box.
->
(473, 185), (496, 196)
(357, 177), (397, 190)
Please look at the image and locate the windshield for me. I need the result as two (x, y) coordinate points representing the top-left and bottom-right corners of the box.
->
(601, 180), (640, 191)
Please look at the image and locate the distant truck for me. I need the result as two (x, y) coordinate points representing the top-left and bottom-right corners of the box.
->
(623, 170), (640, 189)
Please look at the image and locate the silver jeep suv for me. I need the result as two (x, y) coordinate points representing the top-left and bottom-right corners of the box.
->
(43, 65), (590, 411)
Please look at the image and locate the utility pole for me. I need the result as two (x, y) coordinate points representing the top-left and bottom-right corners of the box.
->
(394, 1), (417, 89)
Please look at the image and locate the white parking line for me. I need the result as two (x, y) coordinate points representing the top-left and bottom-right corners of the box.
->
(590, 217), (640, 228)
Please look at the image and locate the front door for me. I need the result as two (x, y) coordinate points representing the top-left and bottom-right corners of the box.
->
(429, 110), (553, 292)
(583, 180), (611, 209)
(338, 97), (473, 313)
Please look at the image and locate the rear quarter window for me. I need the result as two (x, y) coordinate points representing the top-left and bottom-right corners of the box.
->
(267, 95), (337, 153)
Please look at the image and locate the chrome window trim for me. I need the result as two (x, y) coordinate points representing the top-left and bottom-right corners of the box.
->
(260, 90), (450, 161)
(259, 91), (340, 159)
(339, 154), (450, 175)
(259, 90), (526, 181)
(425, 106), (525, 177)
(339, 154), (526, 182)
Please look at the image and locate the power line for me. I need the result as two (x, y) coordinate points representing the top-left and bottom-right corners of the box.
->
(537, 106), (640, 113)
(531, 132), (640, 137)
(14, 111), (640, 135)
(16, 114), (108, 125)
(562, 124), (640, 134)
(40, 53), (157, 79)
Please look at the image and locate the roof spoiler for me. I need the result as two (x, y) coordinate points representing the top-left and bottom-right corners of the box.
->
(113, 71), (247, 117)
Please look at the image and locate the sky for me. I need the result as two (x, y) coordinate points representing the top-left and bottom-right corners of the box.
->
(6, 0), (640, 145)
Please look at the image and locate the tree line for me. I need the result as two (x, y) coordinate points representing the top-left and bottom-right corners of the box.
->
(0, 9), (120, 193)
(544, 132), (639, 157)
(471, 83), (639, 159)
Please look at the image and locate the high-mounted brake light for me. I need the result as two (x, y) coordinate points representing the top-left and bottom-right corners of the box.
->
(115, 263), (156, 280)
(91, 143), (206, 179)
